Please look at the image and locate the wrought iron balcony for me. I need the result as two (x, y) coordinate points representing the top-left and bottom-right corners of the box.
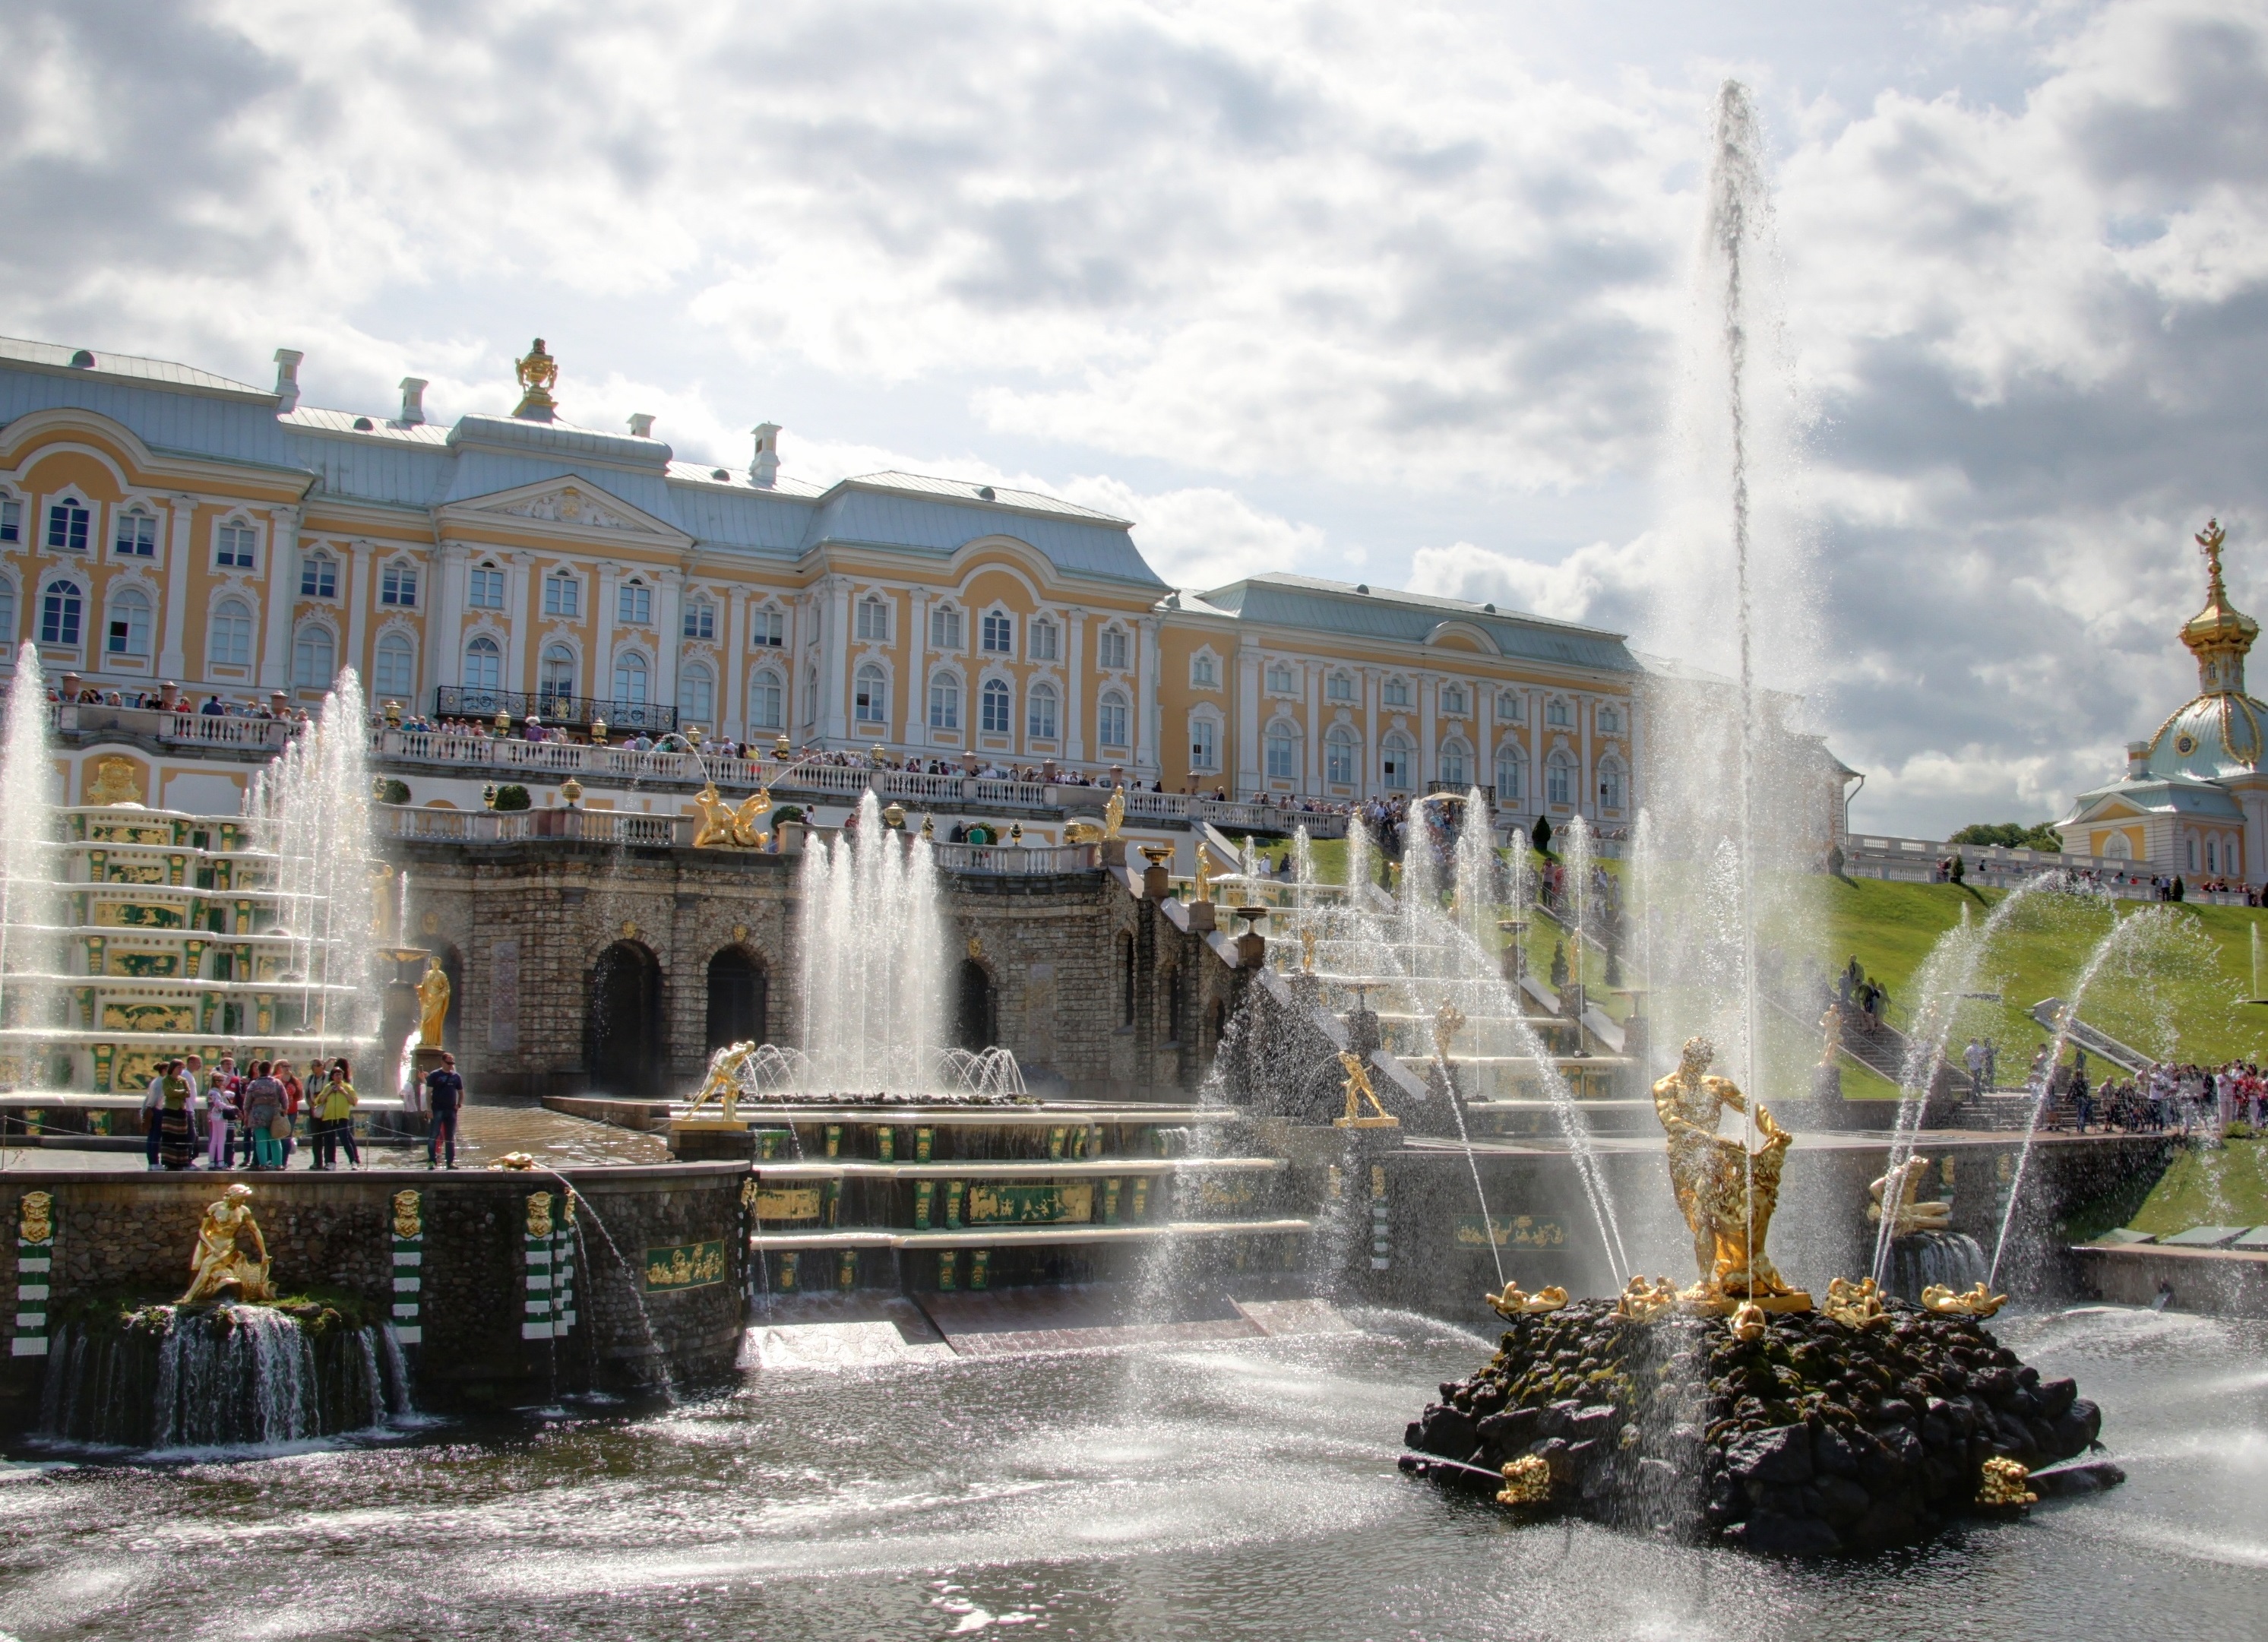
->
(427, 687), (677, 735)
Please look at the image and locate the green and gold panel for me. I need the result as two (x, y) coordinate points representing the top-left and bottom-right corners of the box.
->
(113, 1049), (172, 1090)
(1185, 1175), (1259, 1213)
(100, 1001), (198, 1033)
(964, 1180), (1094, 1226)
(88, 823), (172, 846)
(643, 1241), (729, 1292)
(103, 861), (167, 886)
(93, 901), (184, 930)
(750, 1185), (822, 1223)
(106, 950), (181, 979)
(1455, 1214), (1570, 1250)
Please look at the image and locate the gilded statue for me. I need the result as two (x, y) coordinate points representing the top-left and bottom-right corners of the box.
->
(416, 956), (451, 1050)
(1193, 843), (1216, 905)
(1868, 1156), (1953, 1237)
(1299, 925), (1317, 975)
(691, 783), (737, 848)
(1823, 1276), (1892, 1330)
(1921, 1280), (2008, 1318)
(391, 1189), (423, 1241)
(1612, 1273), (1681, 1322)
(17, 1190), (53, 1245)
(730, 787), (772, 846)
(1104, 785), (1125, 840)
(1652, 1036), (1801, 1305)
(371, 864), (395, 941)
(1484, 1281), (1568, 1319)
(489, 1151), (537, 1171)
(180, 1184), (274, 1305)
(1333, 1049), (1400, 1128)
(1977, 1456), (2036, 1507)
(1817, 1003), (1842, 1068)
(1434, 1002), (1466, 1059)
(688, 1041), (755, 1122)
(514, 337), (559, 417)
(1497, 1454), (1552, 1504)
(1727, 1300), (1768, 1343)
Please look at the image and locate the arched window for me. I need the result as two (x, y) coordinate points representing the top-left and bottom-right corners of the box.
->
(855, 594), (889, 641)
(2103, 832), (2133, 862)
(1191, 717), (1219, 771)
(1027, 682), (1058, 740)
(613, 650), (649, 704)
(209, 597), (252, 669)
(928, 670), (961, 732)
(299, 551), (338, 599)
(1030, 617), (1058, 661)
(1546, 749), (1574, 807)
(214, 517), (257, 569)
(0, 581), (15, 643)
(1191, 653), (1218, 688)
(1382, 732), (1412, 789)
(1097, 689), (1129, 748)
(538, 644), (575, 713)
(293, 624), (337, 691)
(682, 596), (716, 641)
(2206, 837), (2218, 874)
(460, 634), (501, 694)
(40, 579), (82, 647)
(853, 663), (887, 725)
(1438, 739), (1469, 786)
(1442, 684), (1467, 715)
(1382, 676), (1409, 707)
(750, 603), (784, 647)
(1599, 758), (1626, 811)
(1495, 742), (1526, 803)
(2187, 835), (2200, 872)
(113, 508), (157, 558)
(748, 669), (784, 730)
(1326, 724), (1357, 786)
(1096, 624), (1129, 671)
(45, 498), (89, 553)
(618, 579), (653, 627)
(1266, 720), (1296, 780)
(981, 609), (1014, 655)
(105, 587), (151, 658)
(679, 660), (716, 727)
(930, 603), (964, 650)
(980, 677), (1011, 735)
(375, 632), (416, 701)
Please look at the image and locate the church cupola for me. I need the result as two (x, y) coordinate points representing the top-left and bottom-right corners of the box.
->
(2181, 519), (2257, 696)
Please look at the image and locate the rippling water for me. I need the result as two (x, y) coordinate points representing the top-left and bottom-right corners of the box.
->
(0, 1303), (2260, 1640)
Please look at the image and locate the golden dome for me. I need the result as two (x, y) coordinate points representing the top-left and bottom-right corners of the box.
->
(2181, 519), (2257, 693)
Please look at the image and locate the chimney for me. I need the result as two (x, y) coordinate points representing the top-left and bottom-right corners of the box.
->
(398, 377), (428, 426)
(750, 422), (781, 488)
(273, 348), (304, 413)
(2126, 740), (2150, 780)
(628, 413), (656, 439)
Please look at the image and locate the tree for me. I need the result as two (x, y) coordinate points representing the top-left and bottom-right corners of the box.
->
(1949, 821), (2063, 853)
(1533, 815), (1553, 856)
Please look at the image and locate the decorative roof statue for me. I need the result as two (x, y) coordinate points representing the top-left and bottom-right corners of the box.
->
(514, 337), (559, 422)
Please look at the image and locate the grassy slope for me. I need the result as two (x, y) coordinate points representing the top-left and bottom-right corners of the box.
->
(2125, 1137), (2268, 1235)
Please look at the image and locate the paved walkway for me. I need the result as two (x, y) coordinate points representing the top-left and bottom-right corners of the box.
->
(0, 1104), (671, 1174)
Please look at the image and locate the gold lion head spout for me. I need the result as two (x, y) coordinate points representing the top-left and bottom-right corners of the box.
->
(17, 1190), (53, 1245)
(391, 1189), (423, 1240)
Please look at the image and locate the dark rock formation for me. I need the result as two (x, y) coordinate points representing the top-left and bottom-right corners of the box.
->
(1401, 1298), (2110, 1554)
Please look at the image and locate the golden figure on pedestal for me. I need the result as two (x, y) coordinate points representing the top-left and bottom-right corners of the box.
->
(1652, 1036), (1807, 1309)
(1484, 1281), (1569, 1318)
(1921, 1281), (2008, 1318)
(514, 337), (559, 419)
(1333, 1050), (1400, 1128)
(1193, 843), (1216, 905)
(691, 783), (737, 848)
(416, 957), (451, 1050)
(180, 1184), (274, 1305)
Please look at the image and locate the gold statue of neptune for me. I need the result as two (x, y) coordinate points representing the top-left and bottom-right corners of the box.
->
(1652, 1036), (1807, 1309)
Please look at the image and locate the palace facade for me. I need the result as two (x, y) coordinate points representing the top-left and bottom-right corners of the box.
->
(2, 333), (1684, 830)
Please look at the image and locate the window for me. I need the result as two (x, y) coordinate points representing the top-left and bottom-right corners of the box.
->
(114, 510), (157, 558)
(375, 632), (416, 700)
(299, 552), (338, 599)
(853, 663), (887, 725)
(928, 671), (961, 732)
(1382, 676), (1409, 707)
(613, 651), (649, 704)
(1097, 625), (1128, 670)
(1191, 653), (1217, 688)
(106, 587), (151, 658)
(1031, 618), (1058, 662)
(1098, 690), (1128, 747)
(1599, 706), (1621, 736)
(1546, 698), (1571, 727)
(749, 669), (785, 730)
(2188, 835), (2200, 872)
(46, 500), (89, 552)
(1599, 761), (1625, 810)
(462, 634), (501, 693)
(209, 598), (252, 669)
(751, 606), (784, 647)
(467, 565), (506, 610)
(216, 521), (257, 568)
(980, 678), (1011, 735)
(1495, 744), (1526, 803)
(1382, 732), (1412, 790)
(618, 581), (652, 626)
(981, 610), (1014, 654)
(1498, 690), (1524, 722)
(1266, 723), (1295, 780)
(855, 595), (889, 641)
(1327, 672), (1353, 703)
(1327, 725), (1357, 786)
(931, 604), (964, 650)
(39, 579), (81, 647)
(684, 596), (716, 641)
(1028, 682), (1058, 741)
(1266, 662), (1293, 694)
(1439, 741), (1469, 786)
(1191, 717), (1219, 771)
(1546, 751), (1574, 807)
(1442, 685), (1467, 715)
(679, 660), (716, 727)
(0, 497), (20, 543)
(804, 665), (817, 724)
(0, 582), (14, 642)
(538, 644), (575, 711)
(382, 564), (419, 608)
(293, 624), (337, 691)
(542, 572), (578, 618)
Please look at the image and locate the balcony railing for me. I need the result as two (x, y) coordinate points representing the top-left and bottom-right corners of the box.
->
(429, 687), (676, 735)
(52, 703), (296, 751)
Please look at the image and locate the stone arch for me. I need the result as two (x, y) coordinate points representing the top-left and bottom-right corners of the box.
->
(706, 945), (768, 1052)
(955, 957), (998, 1052)
(587, 939), (664, 1096)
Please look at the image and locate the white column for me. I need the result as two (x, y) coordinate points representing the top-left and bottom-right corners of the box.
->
(1478, 680), (1496, 808)
(505, 550), (535, 694)
(787, 590), (811, 736)
(1419, 676), (1437, 795)
(159, 495), (196, 680)
(346, 539), (375, 687)
(1234, 638), (1261, 798)
(593, 563), (619, 708)
(1136, 614), (1161, 780)
(430, 542), (468, 694)
(909, 591), (931, 748)
(723, 588), (746, 740)
(1579, 695), (1595, 819)
(1625, 694), (1643, 818)
(821, 577), (852, 742)
(256, 504), (300, 689)
(654, 567), (684, 719)
(1363, 669), (1380, 799)
(1064, 606), (1085, 764)
(1304, 663), (1321, 795)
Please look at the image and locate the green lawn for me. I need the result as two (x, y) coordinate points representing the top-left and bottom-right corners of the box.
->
(2126, 1137), (2268, 1235)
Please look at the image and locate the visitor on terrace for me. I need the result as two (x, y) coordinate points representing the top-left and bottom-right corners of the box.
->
(308, 1059), (362, 1171)
(155, 1060), (198, 1171)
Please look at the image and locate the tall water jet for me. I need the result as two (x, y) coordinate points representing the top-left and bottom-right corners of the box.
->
(796, 791), (947, 1091)
(0, 645), (62, 1087)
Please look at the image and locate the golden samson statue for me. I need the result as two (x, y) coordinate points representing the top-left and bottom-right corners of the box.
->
(180, 1184), (274, 1305)
(1652, 1036), (1808, 1310)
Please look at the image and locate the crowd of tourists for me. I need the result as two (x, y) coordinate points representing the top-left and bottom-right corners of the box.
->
(53, 681), (315, 728)
(138, 1051), (468, 1171)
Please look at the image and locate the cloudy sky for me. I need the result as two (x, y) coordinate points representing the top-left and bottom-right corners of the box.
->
(2, 0), (2263, 837)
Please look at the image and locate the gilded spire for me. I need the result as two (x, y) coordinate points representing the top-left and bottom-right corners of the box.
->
(2181, 518), (2257, 695)
(513, 337), (558, 422)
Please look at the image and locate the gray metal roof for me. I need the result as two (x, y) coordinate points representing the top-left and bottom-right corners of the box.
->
(1196, 573), (1640, 673)
(0, 335), (270, 398)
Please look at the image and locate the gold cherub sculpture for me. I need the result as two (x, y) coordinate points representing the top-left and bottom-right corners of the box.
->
(1823, 1275), (1893, 1330)
(1484, 1281), (1569, 1318)
(1727, 1300), (1768, 1343)
(1920, 1281), (2008, 1318)
(1299, 925), (1317, 975)
(1868, 1156), (1953, 1236)
(1612, 1273), (1682, 1322)
(1652, 1036), (1803, 1305)
(180, 1184), (274, 1305)
(1333, 1050), (1399, 1128)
